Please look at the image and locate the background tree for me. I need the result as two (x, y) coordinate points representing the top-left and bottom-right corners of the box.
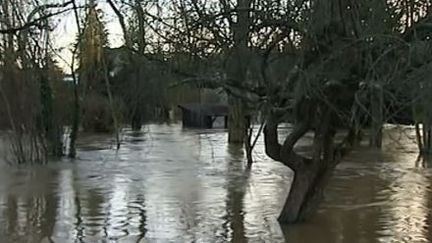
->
(0, 0), (71, 163)
(77, 0), (113, 133)
(151, 0), (432, 223)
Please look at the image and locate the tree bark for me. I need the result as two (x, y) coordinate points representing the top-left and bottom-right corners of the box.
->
(264, 103), (349, 224)
(244, 130), (253, 165)
(228, 97), (246, 143)
(279, 157), (336, 223)
(278, 167), (313, 223)
(369, 84), (383, 148)
(227, 0), (252, 144)
(131, 107), (142, 131)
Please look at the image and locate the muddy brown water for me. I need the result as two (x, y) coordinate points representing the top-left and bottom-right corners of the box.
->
(0, 124), (430, 243)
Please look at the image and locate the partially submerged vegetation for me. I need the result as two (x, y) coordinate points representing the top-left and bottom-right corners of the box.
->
(1, 0), (432, 223)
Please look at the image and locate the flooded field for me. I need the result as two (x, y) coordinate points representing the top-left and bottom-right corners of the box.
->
(0, 124), (430, 243)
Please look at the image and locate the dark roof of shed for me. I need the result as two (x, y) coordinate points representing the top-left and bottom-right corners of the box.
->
(178, 104), (228, 116)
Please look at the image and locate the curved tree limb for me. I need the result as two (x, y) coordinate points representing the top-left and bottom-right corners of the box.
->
(106, 0), (132, 49)
(264, 115), (282, 162)
(0, 1), (74, 34)
(279, 120), (312, 169)
(264, 99), (313, 170)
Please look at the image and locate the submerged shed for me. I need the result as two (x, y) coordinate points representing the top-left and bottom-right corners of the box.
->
(178, 104), (229, 128)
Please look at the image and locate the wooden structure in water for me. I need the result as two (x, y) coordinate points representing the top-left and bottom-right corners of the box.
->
(178, 104), (229, 128)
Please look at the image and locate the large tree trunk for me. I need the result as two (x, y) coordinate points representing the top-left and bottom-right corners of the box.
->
(264, 100), (352, 224)
(278, 162), (335, 223)
(278, 168), (314, 223)
(131, 106), (142, 131)
(227, 0), (252, 144)
(228, 97), (246, 143)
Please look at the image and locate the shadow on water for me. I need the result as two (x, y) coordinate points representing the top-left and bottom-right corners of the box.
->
(0, 124), (432, 243)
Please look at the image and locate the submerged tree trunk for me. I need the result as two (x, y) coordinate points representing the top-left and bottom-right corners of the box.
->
(415, 122), (424, 153)
(278, 161), (336, 222)
(264, 100), (354, 224)
(244, 118), (264, 166)
(131, 108), (143, 131)
(227, 0), (252, 144)
(423, 124), (431, 154)
(244, 120), (253, 165)
(369, 84), (383, 148)
(40, 71), (63, 157)
(228, 97), (246, 143)
(414, 122), (432, 155)
(68, 70), (80, 158)
(68, 0), (81, 159)
(102, 58), (121, 150)
(278, 168), (313, 223)
(414, 78), (432, 155)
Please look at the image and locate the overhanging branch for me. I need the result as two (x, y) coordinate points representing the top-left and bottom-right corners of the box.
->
(0, 1), (74, 34)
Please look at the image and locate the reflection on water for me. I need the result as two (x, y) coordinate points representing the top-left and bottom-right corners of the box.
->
(0, 124), (430, 243)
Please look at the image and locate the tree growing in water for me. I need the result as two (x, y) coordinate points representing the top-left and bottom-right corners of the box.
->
(262, 0), (432, 223)
(193, 0), (431, 223)
(4, 0), (431, 224)
(0, 0), (70, 163)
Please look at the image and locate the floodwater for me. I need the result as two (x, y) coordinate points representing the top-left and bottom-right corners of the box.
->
(0, 124), (430, 243)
